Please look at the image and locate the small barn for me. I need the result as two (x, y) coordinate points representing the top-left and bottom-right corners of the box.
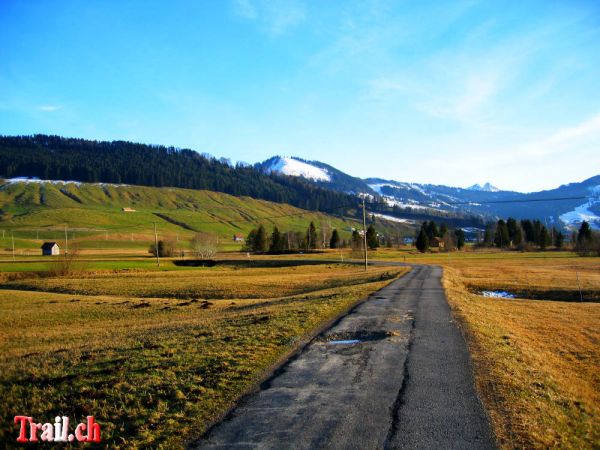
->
(41, 242), (60, 256)
(122, 207), (136, 212)
(233, 234), (244, 242)
(430, 237), (445, 249)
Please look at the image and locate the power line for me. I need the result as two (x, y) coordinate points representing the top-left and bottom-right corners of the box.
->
(444, 195), (594, 206)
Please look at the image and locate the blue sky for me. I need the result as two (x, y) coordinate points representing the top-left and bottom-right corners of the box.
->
(1, 0), (599, 192)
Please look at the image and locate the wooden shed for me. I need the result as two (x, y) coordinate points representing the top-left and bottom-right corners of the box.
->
(41, 242), (60, 256)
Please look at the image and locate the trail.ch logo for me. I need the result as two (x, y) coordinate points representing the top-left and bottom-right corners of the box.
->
(14, 416), (101, 443)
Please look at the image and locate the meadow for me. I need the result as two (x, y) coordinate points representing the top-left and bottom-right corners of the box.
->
(0, 261), (406, 448)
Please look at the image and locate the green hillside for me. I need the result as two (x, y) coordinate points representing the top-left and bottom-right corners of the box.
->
(0, 179), (407, 252)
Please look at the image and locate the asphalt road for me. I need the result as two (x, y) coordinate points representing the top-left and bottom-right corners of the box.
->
(192, 265), (496, 450)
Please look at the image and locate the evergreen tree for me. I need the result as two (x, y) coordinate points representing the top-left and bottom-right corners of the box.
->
(269, 226), (283, 253)
(484, 223), (495, 246)
(306, 222), (318, 250)
(366, 224), (378, 250)
(578, 221), (592, 244)
(351, 229), (362, 250)
(533, 220), (543, 244)
(494, 220), (510, 248)
(555, 230), (565, 249)
(539, 226), (550, 249)
(439, 223), (448, 237)
(416, 228), (429, 253)
(454, 228), (465, 250)
(506, 218), (522, 246)
(255, 224), (268, 253)
(521, 219), (535, 243)
(244, 229), (257, 252)
(330, 229), (340, 249)
(425, 221), (439, 240)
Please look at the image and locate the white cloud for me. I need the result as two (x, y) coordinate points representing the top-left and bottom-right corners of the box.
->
(38, 105), (60, 112)
(232, 0), (306, 35)
(515, 112), (600, 158)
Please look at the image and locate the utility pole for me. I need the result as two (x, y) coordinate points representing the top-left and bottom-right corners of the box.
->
(153, 222), (160, 267)
(11, 231), (15, 261)
(362, 198), (368, 271)
(64, 225), (68, 256)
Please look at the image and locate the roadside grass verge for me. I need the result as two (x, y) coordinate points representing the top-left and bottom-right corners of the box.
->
(0, 264), (407, 448)
(442, 265), (600, 448)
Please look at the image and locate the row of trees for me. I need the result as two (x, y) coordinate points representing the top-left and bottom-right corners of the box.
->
(482, 218), (564, 250)
(244, 222), (380, 253)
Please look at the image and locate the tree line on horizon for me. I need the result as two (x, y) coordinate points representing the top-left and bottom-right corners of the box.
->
(0, 134), (358, 214)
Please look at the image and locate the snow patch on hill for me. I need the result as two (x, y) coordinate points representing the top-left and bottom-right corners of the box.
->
(265, 157), (331, 182)
(1, 177), (128, 188)
(559, 186), (600, 230)
(2, 177), (82, 186)
(371, 213), (416, 224)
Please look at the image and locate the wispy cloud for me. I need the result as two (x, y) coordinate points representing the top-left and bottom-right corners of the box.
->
(516, 112), (600, 158)
(232, 0), (306, 35)
(38, 105), (60, 112)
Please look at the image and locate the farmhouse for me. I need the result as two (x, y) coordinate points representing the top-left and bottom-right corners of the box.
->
(122, 207), (136, 212)
(233, 234), (244, 242)
(41, 242), (60, 256)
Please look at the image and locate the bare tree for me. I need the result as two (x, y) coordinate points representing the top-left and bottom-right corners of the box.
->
(320, 222), (332, 249)
(48, 245), (84, 276)
(190, 232), (218, 259)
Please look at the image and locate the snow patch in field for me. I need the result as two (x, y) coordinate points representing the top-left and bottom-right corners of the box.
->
(266, 157), (330, 181)
(481, 290), (516, 299)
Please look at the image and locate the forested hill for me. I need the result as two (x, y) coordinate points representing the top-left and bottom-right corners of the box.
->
(0, 134), (356, 212)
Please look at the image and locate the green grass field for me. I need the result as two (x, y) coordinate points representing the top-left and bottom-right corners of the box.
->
(0, 180), (410, 258)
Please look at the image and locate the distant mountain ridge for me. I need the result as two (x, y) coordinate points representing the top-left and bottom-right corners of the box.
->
(261, 156), (600, 230)
(0, 134), (597, 230)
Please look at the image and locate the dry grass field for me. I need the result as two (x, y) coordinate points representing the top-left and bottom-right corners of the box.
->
(0, 262), (406, 448)
(2, 263), (398, 299)
(444, 268), (600, 448)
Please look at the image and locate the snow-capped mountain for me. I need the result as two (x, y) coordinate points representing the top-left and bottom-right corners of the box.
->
(468, 182), (500, 192)
(257, 156), (374, 195)
(259, 155), (600, 229)
(260, 156), (331, 182)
